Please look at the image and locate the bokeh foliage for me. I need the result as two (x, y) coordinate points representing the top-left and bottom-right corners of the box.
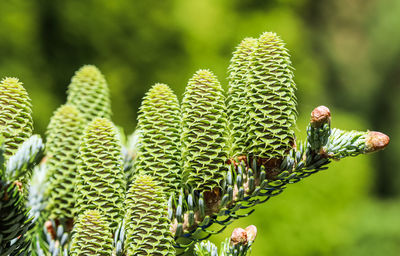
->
(0, 0), (398, 255)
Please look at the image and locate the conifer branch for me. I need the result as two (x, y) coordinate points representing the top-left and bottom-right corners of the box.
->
(0, 30), (391, 256)
(170, 105), (389, 247)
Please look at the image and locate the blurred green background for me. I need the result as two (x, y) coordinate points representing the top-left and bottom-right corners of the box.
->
(0, 0), (399, 255)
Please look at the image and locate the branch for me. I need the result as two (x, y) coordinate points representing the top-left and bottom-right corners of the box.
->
(170, 106), (389, 248)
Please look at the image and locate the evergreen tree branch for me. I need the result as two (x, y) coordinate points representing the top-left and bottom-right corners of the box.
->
(171, 106), (389, 248)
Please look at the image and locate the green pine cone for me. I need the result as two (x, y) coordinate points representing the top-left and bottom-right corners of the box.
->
(181, 70), (228, 191)
(245, 32), (297, 160)
(0, 77), (33, 160)
(227, 37), (258, 157)
(45, 104), (85, 220)
(74, 118), (125, 229)
(124, 175), (175, 256)
(66, 65), (112, 123)
(70, 210), (113, 256)
(134, 83), (181, 193)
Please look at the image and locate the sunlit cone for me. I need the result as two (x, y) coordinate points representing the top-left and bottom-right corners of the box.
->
(227, 37), (258, 157)
(124, 175), (175, 256)
(70, 210), (113, 256)
(45, 104), (85, 220)
(181, 70), (228, 191)
(66, 65), (111, 123)
(74, 118), (125, 229)
(0, 77), (33, 160)
(134, 83), (182, 193)
(245, 32), (297, 160)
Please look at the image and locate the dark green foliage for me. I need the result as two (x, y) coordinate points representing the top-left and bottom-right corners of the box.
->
(227, 37), (258, 158)
(45, 104), (85, 220)
(181, 70), (228, 191)
(245, 32), (297, 160)
(70, 210), (113, 256)
(0, 182), (32, 255)
(124, 175), (175, 256)
(74, 118), (125, 229)
(134, 83), (182, 193)
(66, 65), (112, 123)
(0, 78), (33, 161)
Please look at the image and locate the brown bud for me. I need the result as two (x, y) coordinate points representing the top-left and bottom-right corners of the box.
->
(45, 220), (57, 240)
(13, 181), (23, 192)
(365, 131), (390, 153)
(310, 106), (331, 128)
(230, 228), (248, 245)
(245, 225), (257, 242)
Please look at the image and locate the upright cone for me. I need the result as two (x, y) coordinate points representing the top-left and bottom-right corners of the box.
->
(227, 37), (258, 157)
(66, 65), (111, 123)
(245, 32), (297, 161)
(181, 70), (228, 191)
(134, 83), (182, 194)
(70, 210), (113, 256)
(124, 175), (175, 256)
(45, 104), (85, 220)
(74, 118), (125, 229)
(0, 77), (33, 160)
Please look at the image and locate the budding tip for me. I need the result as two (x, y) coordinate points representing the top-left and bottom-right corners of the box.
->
(245, 225), (257, 242)
(230, 228), (248, 246)
(365, 131), (390, 153)
(311, 105), (331, 127)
